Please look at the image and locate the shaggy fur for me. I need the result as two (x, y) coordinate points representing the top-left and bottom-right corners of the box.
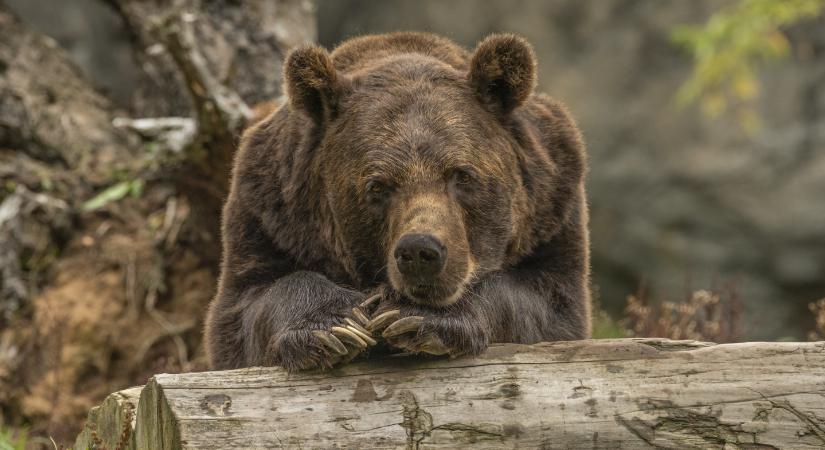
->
(205, 32), (591, 371)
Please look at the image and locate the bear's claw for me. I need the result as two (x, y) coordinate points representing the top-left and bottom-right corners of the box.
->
(345, 323), (377, 346)
(359, 293), (381, 310)
(299, 298), (380, 369)
(382, 315), (424, 338)
(343, 318), (376, 343)
(331, 326), (369, 348)
(366, 309), (401, 332)
(351, 307), (370, 325)
(311, 330), (348, 355)
(379, 312), (452, 356)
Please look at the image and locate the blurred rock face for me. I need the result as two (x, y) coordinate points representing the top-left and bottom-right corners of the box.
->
(318, 0), (825, 339)
(4, 0), (137, 105)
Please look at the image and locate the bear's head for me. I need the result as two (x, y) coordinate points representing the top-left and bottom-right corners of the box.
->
(284, 35), (548, 307)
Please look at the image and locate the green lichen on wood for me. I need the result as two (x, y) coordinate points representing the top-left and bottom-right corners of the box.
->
(73, 387), (139, 450)
(135, 378), (181, 450)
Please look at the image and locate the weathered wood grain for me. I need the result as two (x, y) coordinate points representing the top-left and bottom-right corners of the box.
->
(80, 339), (825, 449)
(73, 386), (141, 450)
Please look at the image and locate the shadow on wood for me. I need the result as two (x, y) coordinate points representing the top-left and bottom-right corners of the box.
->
(74, 338), (825, 449)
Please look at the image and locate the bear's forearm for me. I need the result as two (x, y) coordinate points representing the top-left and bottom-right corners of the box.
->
(475, 270), (589, 343)
(206, 271), (362, 369)
(480, 212), (591, 343)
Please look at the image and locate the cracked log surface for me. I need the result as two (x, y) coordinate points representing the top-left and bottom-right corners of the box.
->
(76, 338), (825, 449)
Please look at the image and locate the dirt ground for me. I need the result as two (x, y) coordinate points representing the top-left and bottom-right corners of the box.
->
(1, 190), (214, 443)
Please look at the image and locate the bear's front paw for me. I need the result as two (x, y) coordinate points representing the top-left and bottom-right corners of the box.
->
(268, 294), (380, 371)
(366, 305), (489, 357)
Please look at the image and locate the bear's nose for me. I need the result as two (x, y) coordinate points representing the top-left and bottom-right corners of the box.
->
(394, 233), (446, 278)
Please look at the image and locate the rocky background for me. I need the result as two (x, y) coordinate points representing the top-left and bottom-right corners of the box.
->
(0, 0), (823, 445)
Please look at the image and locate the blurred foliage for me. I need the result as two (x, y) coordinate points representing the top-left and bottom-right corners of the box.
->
(590, 299), (629, 339)
(809, 298), (825, 341)
(612, 284), (744, 343)
(0, 427), (27, 450)
(81, 179), (144, 212)
(672, 0), (825, 131)
(592, 284), (746, 343)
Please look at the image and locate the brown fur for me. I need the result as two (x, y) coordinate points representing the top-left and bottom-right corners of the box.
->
(205, 32), (591, 371)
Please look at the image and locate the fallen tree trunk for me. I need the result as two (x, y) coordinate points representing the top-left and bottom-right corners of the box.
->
(75, 338), (825, 449)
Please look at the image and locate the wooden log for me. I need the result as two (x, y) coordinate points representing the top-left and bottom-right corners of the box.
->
(73, 386), (142, 450)
(78, 339), (825, 449)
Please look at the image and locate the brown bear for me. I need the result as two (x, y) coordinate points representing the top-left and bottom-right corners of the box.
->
(205, 32), (591, 372)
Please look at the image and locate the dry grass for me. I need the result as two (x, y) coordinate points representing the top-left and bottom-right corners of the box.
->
(620, 282), (744, 343)
(808, 298), (825, 341)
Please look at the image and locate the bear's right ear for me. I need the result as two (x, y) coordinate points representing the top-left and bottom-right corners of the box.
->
(284, 45), (348, 124)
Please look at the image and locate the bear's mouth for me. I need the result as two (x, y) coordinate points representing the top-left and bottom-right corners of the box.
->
(405, 283), (465, 308)
(410, 284), (436, 299)
(391, 257), (476, 308)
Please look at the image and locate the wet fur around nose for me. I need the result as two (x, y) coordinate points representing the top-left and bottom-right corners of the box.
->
(205, 32), (591, 371)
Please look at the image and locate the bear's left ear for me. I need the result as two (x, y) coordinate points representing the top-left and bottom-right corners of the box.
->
(468, 34), (537, 116)
(284, 44), (349, 124)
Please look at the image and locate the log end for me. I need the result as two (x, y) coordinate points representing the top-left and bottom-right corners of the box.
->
(135, 377), (182, 450)
(73, 386), (141, 450)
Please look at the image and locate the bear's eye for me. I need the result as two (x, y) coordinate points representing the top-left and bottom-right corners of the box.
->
(453, 170), (473, 185)
(365, 180), (391, 199)
(368, 181), (385, 194)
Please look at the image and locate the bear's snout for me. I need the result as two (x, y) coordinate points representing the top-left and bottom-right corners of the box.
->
(385, 192), (473, 307)
(394, 233), (447, 279)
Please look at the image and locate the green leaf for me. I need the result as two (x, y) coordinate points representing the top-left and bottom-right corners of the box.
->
(671, 0), (825, 128)
(129, 179), (145, 198)
(0, 426), (27, 450)
(82, 180), (133, 211)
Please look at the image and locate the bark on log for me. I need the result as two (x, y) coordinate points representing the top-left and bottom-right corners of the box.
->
(75, 339), (825, 449)
(73, 386), (141, 450)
